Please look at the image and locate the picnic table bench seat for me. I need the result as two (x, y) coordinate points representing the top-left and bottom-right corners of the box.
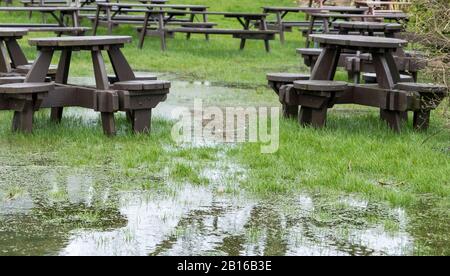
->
(0, 24), (90, 36)
(281, 80), (348, 127)
(394, 82), (448, 130)
(267, 73), (310, 119)
(0, 82), (53, 133)
(161, 28), (276, 52)
(14, 64), (58, 78)
(112, 80), (170, 133)
(108, 74), (157, 84)
(0, 76), (25, 84)
(363, 72), (413, 84)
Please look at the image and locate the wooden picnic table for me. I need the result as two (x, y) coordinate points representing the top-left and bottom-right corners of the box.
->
(305, 12), (409, 47)
(309, 34), (410, 130)
(262, 6), (367, 43)
(355, 1), (413, 10)
(0, 6), (80, 27)
(0, 28), (29, 75)
(24, 35), (133, 135)
(332, 21), (404, 37)
(92, 2), (209, 34)
(136, 9), (272, 51)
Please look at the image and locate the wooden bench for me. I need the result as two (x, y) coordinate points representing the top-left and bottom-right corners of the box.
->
(395, 82), (448, 130)
(162, 28), (276, 52)
(108, 74), (157, 84)
(267, 73), (310, 118)
(0, 24), (90, 36)
(0, 76), (25, 84)
(112, 80), (170, 133)
(363, 72), (413, 84)
(291, 80), (348, 127)
(0, 82), (53, 133)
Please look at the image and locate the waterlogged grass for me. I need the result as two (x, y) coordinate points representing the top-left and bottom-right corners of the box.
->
(0, 0), (449, 256)
(229, 110), (450, 207)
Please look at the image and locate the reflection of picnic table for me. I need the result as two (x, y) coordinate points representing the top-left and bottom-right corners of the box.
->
(25, 36), (170, 135)
(305, 12), (409, 47)
(262, 6), (367, 43)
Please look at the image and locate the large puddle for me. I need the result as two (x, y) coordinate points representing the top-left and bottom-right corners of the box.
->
(0, 164), (415, 256)
(0, 77), (444, 255)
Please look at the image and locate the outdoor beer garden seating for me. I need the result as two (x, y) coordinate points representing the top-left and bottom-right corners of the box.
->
(266, 73), (310, 118)
(0, 34), (170, 135)
(268, 34), (448, 132)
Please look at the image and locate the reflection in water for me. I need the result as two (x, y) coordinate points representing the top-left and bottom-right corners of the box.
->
(0, 162), (414, 255)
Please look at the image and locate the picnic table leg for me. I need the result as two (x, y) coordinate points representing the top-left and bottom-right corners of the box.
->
(305, 15), (315, 48)
(106, 7), (113, 34)
(133, 109), (152, 133)
(138, 12), (150, 49)
(12, 99), (34, 133)
(372, 51), (406, 131)
(239, 19), (250, 50)
(260, 18), (270, 53)
(72, 10), (80, 28)
(107, 47), (136, 81)
(186, 13), (195, 40)
(310, 46), (341, 80)
(203, 13), (210, 41)
(91, 50), (109, 90)
(25, 50), (54, 83)
(93, 5), (101, 35)
(92, 50), (116, 135)
(158, 13), (166, 51)
(0, 40), (11, 73)
(51, 49), (72, 123)
(276, 12), (285, 44)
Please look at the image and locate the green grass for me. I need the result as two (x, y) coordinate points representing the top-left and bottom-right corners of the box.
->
(0, 0), (449, 242)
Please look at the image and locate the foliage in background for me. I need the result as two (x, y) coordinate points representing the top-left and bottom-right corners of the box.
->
(409, 0), (450, 114)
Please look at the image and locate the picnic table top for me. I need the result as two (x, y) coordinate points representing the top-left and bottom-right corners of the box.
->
(138, 0), (169, 2)
(309, 12), (408, 19)
(21, 0), (69, 3)
(332, 21), (404, 31)
(262, 6), (367, 13)
(97, 3), (208, 9)
(0, 6), (79, 12)
(355, 1), (413, 5)
(310, 34), (408, 49)
(29, 36), (132, 47)
(0, 27), (28, 37)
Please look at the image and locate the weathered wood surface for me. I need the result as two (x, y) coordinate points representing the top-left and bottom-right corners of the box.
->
(333, 21), (404, 31)
(395, 83), (448, 94)
(310, 34), (407, 49)
(112, 80), (171, 91)
(294, 80), (348, 91)
(29, 36), (132, 47)
(0, 76), (25, 84)
(0, 82), (54, 93)
(267, 73), (310, 82)
(0, 28), (28, 37)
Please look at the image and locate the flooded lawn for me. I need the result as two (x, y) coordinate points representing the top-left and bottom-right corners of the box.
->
(0, 163), (417, 256)
(0, 77), (448, 256)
